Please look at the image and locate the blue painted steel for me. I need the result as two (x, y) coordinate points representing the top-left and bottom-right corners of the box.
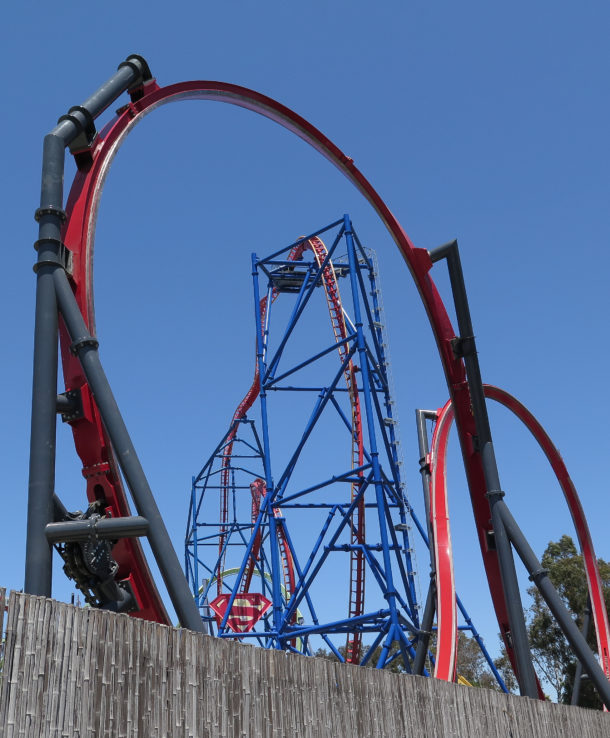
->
(456, 594), (508, 691)
(186, 216), (496, 674)
(343, 214), (413, 670)
(186, 216), (423, 664)
(189, 476), (199, 607)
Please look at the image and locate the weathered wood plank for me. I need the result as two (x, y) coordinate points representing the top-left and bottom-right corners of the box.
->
(1, 590), (610, 737)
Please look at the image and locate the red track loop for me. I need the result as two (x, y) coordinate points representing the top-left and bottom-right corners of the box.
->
(219, 236), (365, 659)
(289, 237), (365, 663)
(60, 78), (522, 645)
(428, 401), (458, 681)
(430, 385), (610, 685)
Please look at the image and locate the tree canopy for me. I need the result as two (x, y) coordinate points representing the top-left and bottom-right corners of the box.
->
(527, 534), (610, 707)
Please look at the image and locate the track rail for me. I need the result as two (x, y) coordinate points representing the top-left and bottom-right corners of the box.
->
(289, 237), (365, 663)
(428, 397), (458, 681)
(218, 235), (365, 658)
(58, 74), (548, 674)
(217, 297), (269, 597)
(429, 385), (610, 684)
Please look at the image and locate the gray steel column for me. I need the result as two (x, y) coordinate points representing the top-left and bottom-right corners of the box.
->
(499, 504), (610, 708)
(429, 241), (538, 698)
(571, 600), (591, 706)
(52, 267), (204, 633)
(25, 56), (152, 596)
(25, 206), (62, 595)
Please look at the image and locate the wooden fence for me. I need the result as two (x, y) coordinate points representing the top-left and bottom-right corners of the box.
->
(0, 589), (609, 737)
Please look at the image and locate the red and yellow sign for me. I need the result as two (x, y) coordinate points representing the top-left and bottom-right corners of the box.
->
(209, 593), (272, 633)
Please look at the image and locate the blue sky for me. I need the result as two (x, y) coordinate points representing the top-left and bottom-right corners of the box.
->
(2, 2), (609, 664)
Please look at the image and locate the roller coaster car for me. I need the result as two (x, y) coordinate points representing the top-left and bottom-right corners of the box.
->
(270, 264), (318, 293)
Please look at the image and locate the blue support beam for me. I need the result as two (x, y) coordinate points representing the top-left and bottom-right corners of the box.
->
(185, 216), (450, 668)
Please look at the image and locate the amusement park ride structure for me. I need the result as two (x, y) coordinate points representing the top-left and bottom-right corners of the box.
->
(185, 216), (504, 684)
(24, 55), (610, 707)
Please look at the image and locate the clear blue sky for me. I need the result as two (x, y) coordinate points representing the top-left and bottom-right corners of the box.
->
(2, 1), (609, 663)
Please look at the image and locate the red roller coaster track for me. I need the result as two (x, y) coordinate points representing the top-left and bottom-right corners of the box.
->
(429, 384), (610, 685)
(217, 235), (366, 661)
(56, 73), (609, 690)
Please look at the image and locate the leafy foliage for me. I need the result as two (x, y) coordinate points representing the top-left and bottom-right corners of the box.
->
(313, 632), (507, 689)
(456, 631), (504, 690)
(491, 648), (518, 693)
(526, 534), (610, 707)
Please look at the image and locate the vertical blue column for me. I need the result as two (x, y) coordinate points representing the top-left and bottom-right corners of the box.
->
(367, 261), (418, 619)
(252, 254), (283, 645)
(343, 215), (402, 632)
(190, 475), (199, 606)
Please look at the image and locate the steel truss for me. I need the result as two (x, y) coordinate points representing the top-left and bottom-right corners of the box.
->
(186, 216), (503, 681)
(26, 55), (610, 707)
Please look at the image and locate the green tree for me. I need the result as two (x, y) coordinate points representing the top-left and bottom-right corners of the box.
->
(456, 631), (504, 690)
(492, 647), (518, 693)
(526, 535), (610, 707)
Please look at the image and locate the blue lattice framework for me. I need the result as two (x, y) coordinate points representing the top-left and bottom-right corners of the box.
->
(185, 215), (423, 669)
(185, 215), (504, 681)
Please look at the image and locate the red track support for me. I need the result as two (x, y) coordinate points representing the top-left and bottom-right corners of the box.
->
(429, 385), (610, 685)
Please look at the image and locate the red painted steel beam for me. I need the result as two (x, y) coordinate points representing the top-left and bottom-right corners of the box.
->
(224, 235), (366, 659)
(428, 400), (458, 681)
(430, 385), (610, 687)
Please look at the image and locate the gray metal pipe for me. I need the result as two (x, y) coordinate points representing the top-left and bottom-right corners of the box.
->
(413, 580), (436, 676)
(49, 57), (148, 146)
(46, 516), (149, 543)
(415, 409), (437, 542)
(75, 61), (145, 124)
(25, 56), (150, 598)
(52, 267), (204, 633)
(25, 255), (59, 596)
(429, 241), (538, 698)
(571, 600), (592, 706)
(499, 502), (610, 709)
(52, 494), (69, 521)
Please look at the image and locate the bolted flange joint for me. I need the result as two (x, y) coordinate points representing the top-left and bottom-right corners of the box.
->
(57, 105), (97, 154)
(451, 334), (476, 358)
(70, 336), (100, 356)
(33, 238), (72, 275)
(528, 567), (549, 584)
(485, 489), (506, 502)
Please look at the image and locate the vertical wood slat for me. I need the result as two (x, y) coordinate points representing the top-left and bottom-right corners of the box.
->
(1, 590), (610, 737)
(0, 588), (5, 647)
(0, 586), (5, 734)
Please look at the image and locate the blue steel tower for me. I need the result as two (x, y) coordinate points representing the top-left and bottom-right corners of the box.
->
(186, 215), (423, 668)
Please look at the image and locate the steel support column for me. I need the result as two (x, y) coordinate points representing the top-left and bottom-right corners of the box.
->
(571, 599), (592, 706)
(25, 56), (149, 596)
(429, 240), (538, 698)
(499, 503), (610, 708)
(51, 266), (204, 633)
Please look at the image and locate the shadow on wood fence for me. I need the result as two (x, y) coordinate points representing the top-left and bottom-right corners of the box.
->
(0, 589), (608, 737)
